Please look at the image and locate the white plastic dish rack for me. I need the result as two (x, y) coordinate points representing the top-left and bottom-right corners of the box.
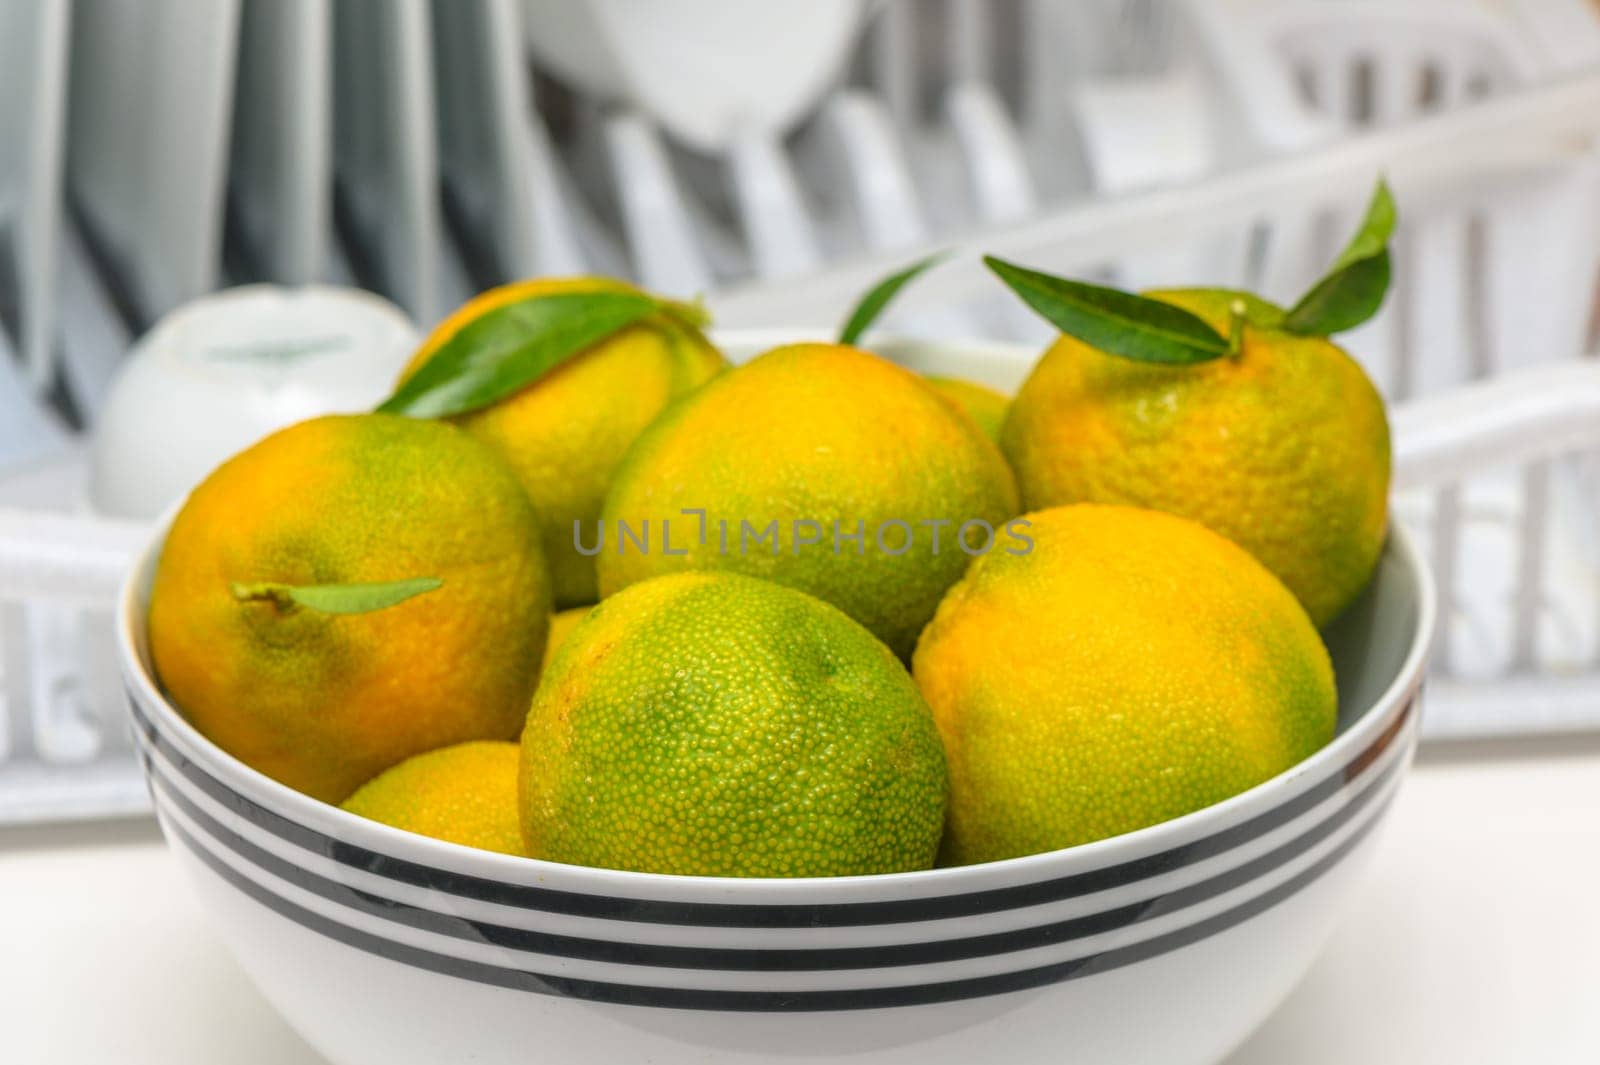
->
(2, 0), (1600, 823)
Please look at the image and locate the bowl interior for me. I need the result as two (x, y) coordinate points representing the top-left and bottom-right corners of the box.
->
(1321, 537), (1423, 733)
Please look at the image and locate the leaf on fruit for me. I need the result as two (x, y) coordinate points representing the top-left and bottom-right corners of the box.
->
(230, 577), (443, 615)
(984, 257), (1229, 364)
(838, 252), (948, 346)
(1284, 178), (1397, 337)
(378, 291), (662, 418)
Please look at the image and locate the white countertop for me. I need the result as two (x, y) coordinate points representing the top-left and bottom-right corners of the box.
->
(5, 735), (1599, 1065)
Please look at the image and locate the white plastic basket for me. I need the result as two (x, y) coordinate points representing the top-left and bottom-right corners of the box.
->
(5, 327), (1600, 824)
(3, 1), (1600, 824)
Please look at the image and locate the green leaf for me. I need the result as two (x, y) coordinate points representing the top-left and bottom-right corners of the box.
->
(378, 291), (662, 418)
(230, 577), (443, 615)
(984, 257), (1229, 364)
(838, 252), (947, 346)
(1284, 179), (1397, 337)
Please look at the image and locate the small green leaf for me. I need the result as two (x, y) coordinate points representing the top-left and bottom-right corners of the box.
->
(230, 577), (443, 615)
(378, 291), (662, 418)
(984, 257), (1229, 364)
(838, 252), (948, 346)
(1284, 178), (1397, 337)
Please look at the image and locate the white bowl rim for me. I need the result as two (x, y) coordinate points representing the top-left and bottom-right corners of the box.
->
(118, 420), (1434, 906)
(708, 328), (1042, 367)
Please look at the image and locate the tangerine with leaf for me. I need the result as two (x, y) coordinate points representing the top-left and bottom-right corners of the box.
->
(992, 180), (1395, 626)
(147, 414), (550, 803)
(388, 277), (727, 608)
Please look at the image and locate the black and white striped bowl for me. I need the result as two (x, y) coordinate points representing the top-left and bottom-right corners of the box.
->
(118, 505), (1432, 1065)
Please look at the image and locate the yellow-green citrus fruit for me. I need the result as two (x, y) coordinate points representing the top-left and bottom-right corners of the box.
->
(402, 276), (727, 608)
(1000, 288), (1389, 626)
(539, 605), (591, 677)
(926, 375), (1009, 443)
(913, 504), (1336, 866)
(343, 741), (524, 855)
(148, 414), (550, 804)
(521, 572), (948, 877)
(597, 343), (1020, 658)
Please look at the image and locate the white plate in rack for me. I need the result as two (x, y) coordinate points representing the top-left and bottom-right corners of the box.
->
(229, 0), (333, 285)
(66, 0), (242, 324)
(331, 0), (445, 324)
(0, 0), (71, 392)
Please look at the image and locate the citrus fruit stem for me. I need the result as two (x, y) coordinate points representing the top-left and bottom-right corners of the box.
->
(229, 581), (298, 611)
(1226, 299), (1249, 359)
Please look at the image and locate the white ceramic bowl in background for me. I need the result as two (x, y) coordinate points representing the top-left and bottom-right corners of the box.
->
(519, 0), (866, 152)
(117, 338), (1434, 1065)
(88, 285), (418, 520)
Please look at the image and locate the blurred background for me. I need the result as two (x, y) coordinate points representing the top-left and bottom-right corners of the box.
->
(3, 0), (1600, 825)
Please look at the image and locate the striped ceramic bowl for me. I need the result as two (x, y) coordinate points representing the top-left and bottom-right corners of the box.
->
(117, 407), (1432, 1064)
